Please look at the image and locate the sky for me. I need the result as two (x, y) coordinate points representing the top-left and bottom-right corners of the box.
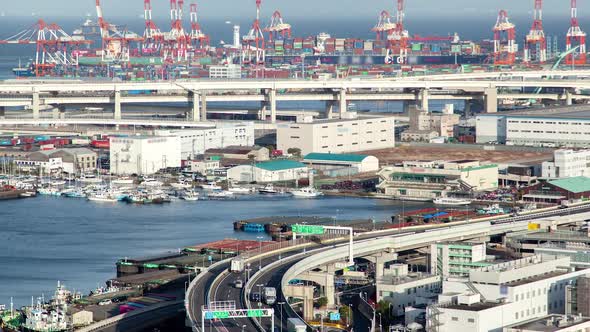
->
(3, 0), (590, 19)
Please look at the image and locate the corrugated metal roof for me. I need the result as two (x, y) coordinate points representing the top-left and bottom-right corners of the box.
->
(303, 153), (369, 163)
(255, 160), (306, 171)
(549, 176), (590, 193)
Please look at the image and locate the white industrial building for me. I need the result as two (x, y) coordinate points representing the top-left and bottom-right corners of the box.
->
(227, 160), (308, 183)
(277, 114), (395, 155)
(428, 255), (590, 332)
(155, 122), (254, 160)
(209, 64), (242, 79)
(302, 153), (380, 174)
(476, 106), (590, 146)
(430, 242), (491, 278)
(377, 263), (441, 316)
(110, 136), (181, 175)
(542, 149), (590, 179)
(505, 314), (590, 332)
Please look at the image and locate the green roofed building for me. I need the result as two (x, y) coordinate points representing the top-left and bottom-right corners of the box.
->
(303, 152), (379, 174)
(523, 176), (590, 203)
(227, 160), (308, 183)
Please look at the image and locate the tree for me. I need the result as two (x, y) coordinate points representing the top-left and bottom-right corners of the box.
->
(316, 297), (328, 308)
(287, 147), (302, 158)
(339, 305), (353, 324)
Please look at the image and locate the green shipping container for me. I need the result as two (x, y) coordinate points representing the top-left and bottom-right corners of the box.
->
(411, 43), (422, 51)
(451, 45), (461, 53)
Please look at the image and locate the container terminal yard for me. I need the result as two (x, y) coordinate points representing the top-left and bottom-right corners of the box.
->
(0, 0), (588, 81)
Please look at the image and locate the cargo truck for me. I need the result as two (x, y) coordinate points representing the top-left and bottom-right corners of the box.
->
(287, 317), (306, 332)
(263, 287), (276, 305)
(230, 258), (245, 273)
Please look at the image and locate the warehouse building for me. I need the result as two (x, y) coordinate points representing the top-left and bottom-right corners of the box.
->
(302, 152), (379, 176)
(277, 114), (395, 155)
(542, 149), (590, 179)
(15, 148), (97, 174)
(110, 136), (181, 175)
(205, 146), (269, 161)
(377, 160), (499, 200)
(155, 122), (254, 160)
(429, 255), (590, 332)
(227, 160), (308, 183)
(476, 106), (590, 146)
(522, 176), (590, 203)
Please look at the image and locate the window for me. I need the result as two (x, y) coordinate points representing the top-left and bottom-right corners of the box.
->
(467, 318), (475, 323)
(515, 312), (519, 319)
(290, 136), (300, 139)
(451, 317), (458, 321)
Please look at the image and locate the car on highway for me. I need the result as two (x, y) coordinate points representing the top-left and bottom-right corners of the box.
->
(250, 292), (261, 302)
(98, 299), (112, 306)
(234, 279), (243, 289)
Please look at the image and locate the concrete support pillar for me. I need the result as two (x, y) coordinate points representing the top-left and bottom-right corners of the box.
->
(368, 252), (398, 279)
(200, 93), (207, 121)
(188, 91), (200, 122)
(565, 89), (573, 106)
(32, 89), (40, 120)
(339, 89), (347, 119)
(269, 88), (277, 123)
(114, 89), (122, 120)
(484, 87), (498, 113)
(464, 100), (472, 117)
(325, 101), (334, 119)
(284, 285), (314, 321)
(52, 107), (60, 119)
(420, 89), (430, 112)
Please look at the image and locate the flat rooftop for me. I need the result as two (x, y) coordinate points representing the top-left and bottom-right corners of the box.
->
(503, 270), (568, 287)
(480, 105), (590, 120)
(506, 315), (590, 331)
(445, 301), (505, 312)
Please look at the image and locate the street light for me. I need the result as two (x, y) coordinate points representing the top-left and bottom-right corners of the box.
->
(241, 325), (246, 332)
(278, 301), (286, 332)
(257, 236), (264, 270)
(378, 312), (382, 331)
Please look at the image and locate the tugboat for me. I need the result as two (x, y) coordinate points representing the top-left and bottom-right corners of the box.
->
(290, 186), (323, 198)
(258, 184), (280, 195)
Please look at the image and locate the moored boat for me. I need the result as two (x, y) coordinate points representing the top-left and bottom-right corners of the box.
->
(433, 197), (472, 206)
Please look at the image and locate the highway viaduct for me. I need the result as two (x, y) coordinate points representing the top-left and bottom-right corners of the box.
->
(2, 72), (590, 124)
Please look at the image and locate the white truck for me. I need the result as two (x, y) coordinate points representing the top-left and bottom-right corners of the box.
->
(230, 258), (245, 273)
(287, 317), (306, 332)
(263, 287), (277, 305)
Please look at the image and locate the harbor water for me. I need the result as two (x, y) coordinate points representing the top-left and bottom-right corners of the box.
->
(0, 195), (430, 308)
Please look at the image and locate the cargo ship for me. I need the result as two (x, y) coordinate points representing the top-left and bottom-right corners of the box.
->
(264, 54), (488, 66)
(12, 60), (35, 78)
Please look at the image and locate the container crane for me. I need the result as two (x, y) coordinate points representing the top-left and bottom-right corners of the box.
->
(524, 0), (546, 63)
(264, 10), (291, 42)
(372, 10), (396, 41)
(189, 2), (209, 51)
(493, 10), (516, 65)
(95, 0), (142, 64)
(143, 0), (164, 55)
(566, 0), (586, 65)
(0, 19), (91, 76)
(242, 0), (265, 65)
(164, 0), (190, 62)
(387, 0), (409, 65)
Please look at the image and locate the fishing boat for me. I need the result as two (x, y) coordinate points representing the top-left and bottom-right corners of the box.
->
(258, 184), (281, 195)
(290, 187), (323, 198)
(477, 204), (506, 215)
(181, 190), (200, 201)
(201, 182), (222, 191)
(433, 197), (472, 206)
(208, 190), (234, 199)
(170, 181), (192, 189)
(37, 187), (63, 196)
(61, 188), (86, 198)
(141, 178), (163, 187)
(87, 192), (118, 202)
(228, 186), (253, 194)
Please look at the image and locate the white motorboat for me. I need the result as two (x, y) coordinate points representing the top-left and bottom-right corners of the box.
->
(37, 187), (62, 196)
(258, 184), (280, 195)
(201, 182), (222, 191)
(78, 174), (102, 184)
(228, 186), (252, 194)
(208, 190), (234, 199)
(171, 181), (193, 189)
(111, 177), (135, 185)
(290, 187), (323, 198)
(87, 192), (118, 202)
(433, 197), (472, 206)
(141, 178), (163, 187)
(181, 191), (200, 201)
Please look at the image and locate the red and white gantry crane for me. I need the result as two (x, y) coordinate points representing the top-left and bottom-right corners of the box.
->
(96, 0), (142, 64)
(524, 0), (546, 63)
(493, 10), (516, 65)
(242, 0), (265, 65)
(387, 0), (409, 64)
(566, 0), (586, 65)
(189, 2), (210, 51)
(143, 0), (164, 55)
(372, 10), (396, 42)
(264, 10), (291, 42)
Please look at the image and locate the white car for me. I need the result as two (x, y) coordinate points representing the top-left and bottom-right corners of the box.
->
(98, 299), (112, 306)
(234, 279), (243, 289)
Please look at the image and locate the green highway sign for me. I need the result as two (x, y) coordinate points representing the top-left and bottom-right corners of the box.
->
(292, 224), (325, 235)
(248, 309), (264, 317)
